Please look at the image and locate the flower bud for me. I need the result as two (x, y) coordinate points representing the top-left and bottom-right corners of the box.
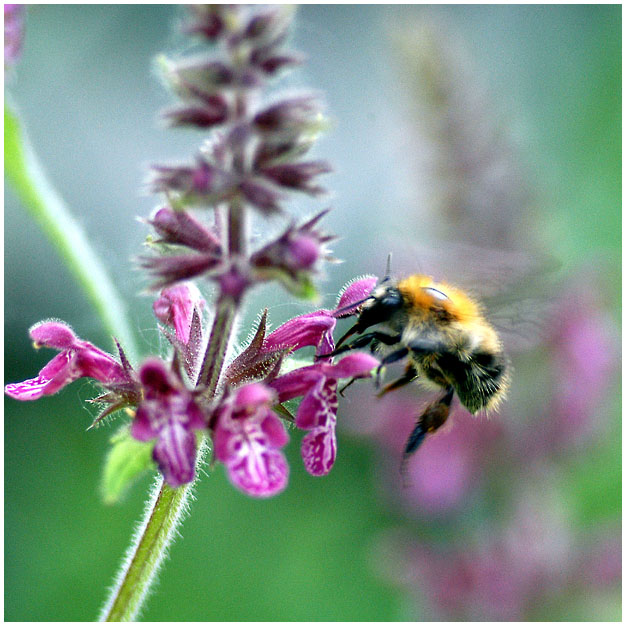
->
(260, 160), (331, 196)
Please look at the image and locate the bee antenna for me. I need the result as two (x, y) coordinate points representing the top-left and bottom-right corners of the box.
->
(383, 253), (393, 282)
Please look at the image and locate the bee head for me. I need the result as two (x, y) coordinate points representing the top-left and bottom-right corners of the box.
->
(334, 283), (404, 349)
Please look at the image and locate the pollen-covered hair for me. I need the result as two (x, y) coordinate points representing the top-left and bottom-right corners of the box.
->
(397, 274), (483, 324)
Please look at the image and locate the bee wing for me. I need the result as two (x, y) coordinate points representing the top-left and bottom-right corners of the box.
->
(375, 237), (562, 352)
(381, 238), (557, 295)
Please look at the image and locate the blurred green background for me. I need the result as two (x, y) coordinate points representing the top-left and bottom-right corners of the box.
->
(5, 5), (620, 621)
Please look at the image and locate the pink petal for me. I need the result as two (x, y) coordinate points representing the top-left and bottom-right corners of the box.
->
(153, 283), (204, 344)
(264, 312), (335, 353)
(74, 345), (126, 384)
(335, 276), (377, 315)
(269, 366), (323, 402)
(153, 421), (197, 488)
(260, 410), (290, 448)
(5, 376), (52, 401)
(321, 352), (379, 379)
(139, 358), (174, 392)
(301, 424), (337, 476)
(131, 405), (160, 441)
(227, 447), (289, 498)
(296, 378), (337, 430)
(234, 382), (274, 409)
(29, 321), (77, 349)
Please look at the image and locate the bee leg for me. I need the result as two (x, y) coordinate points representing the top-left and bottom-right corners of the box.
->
(338, 377), (357, 397)
(373, 346), (409, 387)
(376, 363), (418, 397)
(401, 386), (454, 481)
(318, 331), (401, 359)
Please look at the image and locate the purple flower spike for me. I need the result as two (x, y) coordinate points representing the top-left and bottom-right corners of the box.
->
(153, 283), (204, 344)
(213, 383), (289, 497)
(131, 358), (206, 488)
(270, 352), (379, 476)
(5, 321), (129, 401)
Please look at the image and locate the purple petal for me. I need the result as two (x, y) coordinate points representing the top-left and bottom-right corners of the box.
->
(285, 235), (320, 269)
(153, 283), (204, 344)
(234, 382), (275, 410)
(153, 421), (197, 488)
(260, 410), (290, 448)
(268, 366), (323, 402)
(139, 358), (175, 394)
(334, 276), (377, 315)
(5, 376), (55, 401)
(226, 446), (289, 498)
(296, 377), (337, 430)
(29, 321), (77, 349)
(301, 424), (337, 476)
(321, 352), (379, 379)
(131, 405), (161, 441)
(74, 345), (127, 384)
(264, 312), (335, 353)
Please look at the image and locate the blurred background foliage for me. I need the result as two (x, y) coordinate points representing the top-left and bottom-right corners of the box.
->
(5, 5), (620, 621)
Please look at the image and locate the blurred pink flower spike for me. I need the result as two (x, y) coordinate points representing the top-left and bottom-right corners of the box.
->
(271, 353), (379, 476)
(131, 358), (206, 488)
(5, 321), (128, 401)
(213, 383), (290, 497)
(153, 282), (205, 344)
(4, 4), (25, 70)
(549, 286), (619, 448)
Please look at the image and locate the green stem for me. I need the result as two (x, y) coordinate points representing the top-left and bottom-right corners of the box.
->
(4, 102), (139, 360)
(99, 453), (203, 622)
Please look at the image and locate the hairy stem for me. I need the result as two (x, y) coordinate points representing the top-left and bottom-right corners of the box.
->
(99, 470), (199, 622)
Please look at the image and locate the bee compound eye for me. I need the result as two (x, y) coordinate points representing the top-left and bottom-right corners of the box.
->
(423, 287), (449, 301)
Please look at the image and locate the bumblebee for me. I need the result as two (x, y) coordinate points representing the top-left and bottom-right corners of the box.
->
(327, 273), (510, 463)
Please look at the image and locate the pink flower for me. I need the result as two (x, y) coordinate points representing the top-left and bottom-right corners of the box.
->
(153, 282), (205, 344)
(270, 353), (379, 476)
(263, 275), (379, 476)
(213, 383), (289, 497)
(5, 321), (130, 401)
(131, 359), (206, 488)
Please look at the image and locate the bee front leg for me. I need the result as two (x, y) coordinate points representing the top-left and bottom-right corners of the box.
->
(318, 331), (401, 359)
(373, 346), (409, 388)
(376, 363), (418, 397)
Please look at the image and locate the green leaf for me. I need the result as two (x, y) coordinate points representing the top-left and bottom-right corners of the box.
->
(101, 426), (155, 505)
(4, 102), (140, 360)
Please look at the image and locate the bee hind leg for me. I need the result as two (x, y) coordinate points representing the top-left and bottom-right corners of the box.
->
(401, 386), (454, 482)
